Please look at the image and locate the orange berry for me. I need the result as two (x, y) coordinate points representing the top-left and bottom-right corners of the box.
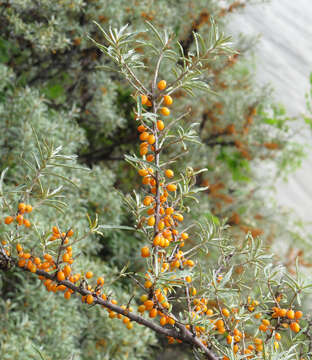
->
(16, 243), (23, 253)
(275, 332), (281, 341)
(62, 253), (70, 262)
(18, 203), (26, 213)
(277, 308), (287, 317)
(25, 204), (32, 213)
(67, 229), (74, 237)
(259, 324), (267, 332)
(286, 309), (295, 319)
(126, 322), (133, 330)
(165, 169), (174, 178)
(174, 213), (184, 222)
(97, 277), (104, 286)
(16, 214), (23, 225)
(139, 132), (149, 141)
(165, 207), (174, 215)
(146, 99), (152, 107)
(181, 232), (188, 240)
(160, 316), (167, 326)
(161, 107), (170, 116)
(140, 147), (148, 156)
(144, 300), (154, 310)
(222, 308), (230, 317)
(63, 264), (71, 277)
(64, 291), (71, 300)
(290, 321), (300, 333)
(4, 216), (14, 225)
(44, 253), (53, 262)
(141, 94), (148, 105)
(163, 95), (173, 106)
(149, 308), (157, 318)
(157, 80), (167, 91)
(147, 216), (155, 226)
(86, 294), (94, 304)
(23, 218), (31, 228)
(138, 169), (149, 177)
(141, 246), (150, 258)
(147, 134), (155, 145)
(138, 305), (146, 313)
(57, 271), (65, 281)
(123, 316), (130, 324)
(295, 310), (303, 319)
(226, 335), (232, 344)
(86, 271), (93, 279)
(138, 124), (146, 133)
(52, 226), (60, 234)
(146, 154), (154, 162)
(157, 120), (164, 131)
(167, 184), (177, 192)
(18, 259), (26, 267)
(262, 319), (270, 326)
(185, 276), (192, 283)
(144, 280), (153, 289)
(143, 196), (153, 206)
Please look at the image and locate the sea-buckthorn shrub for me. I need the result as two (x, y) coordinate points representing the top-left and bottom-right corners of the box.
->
(1, 18), (312, 360)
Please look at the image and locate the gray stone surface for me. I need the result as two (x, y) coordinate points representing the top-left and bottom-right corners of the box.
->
(228, 0), (312, 223)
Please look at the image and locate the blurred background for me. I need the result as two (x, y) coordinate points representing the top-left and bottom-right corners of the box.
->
(230, 0), (312, 225)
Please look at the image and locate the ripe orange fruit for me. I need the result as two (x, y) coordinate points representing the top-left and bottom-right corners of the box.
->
(144, 280), (153, 288)
(18, 259), (26, 267)
(165, 169), (174, 178)
(286, 309), (295, 319)
(18, 203), (26, 213)
(23, 219), (31, 228)
(63, 264), (71, 277)
(16, 243), (23, 252)
(64, 290), (71, 300)
(86, 294), (94, 304)
(295, 310), (303, 319)
(25, 204), (33, 213)
(4, 216), (14, 225)
(167, 184), (177, 192)
(16, 214), (23, 225)
(126, 322), (133, 330)
(275, 332), (281, 341)
(141, 246), (150, 258)
(141, 94), (148, 105)
(160, 316), (167, 326)
(138, 169), (148, 177)
(157, 120), (164, 131)
(139, 132), (149, 141)
(157, 80), (167, 91)
(97, 277), (104, 286)
(163, 95), (173, 106)
(290, 321), (300, 333)
(57, 271), (65, 281)
(67, 229), (74, 237)
(147, 216), (155, 226)
(138, 305), (146, 313)
(160, 107), (170, 116)
(138, 124), (146, 133)
(144, 300), (154, 310)
(147, 134), (155, 145)
(143, 196), (153, 206)
(86, 271), (93, 279)
(149, 308), (157, 318)
(222, 308), (230, 317)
